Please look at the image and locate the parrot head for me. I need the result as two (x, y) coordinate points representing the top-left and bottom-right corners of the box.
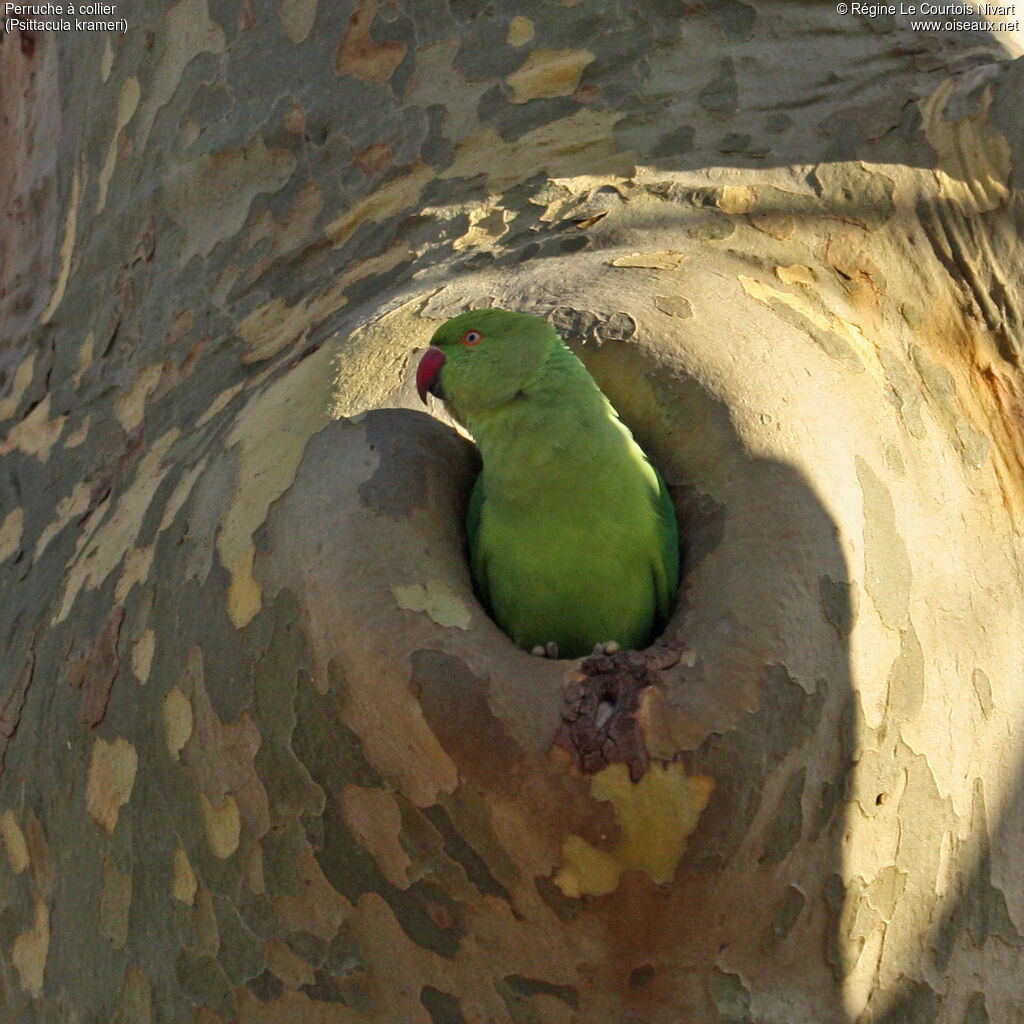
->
(416, 309), (559, 424)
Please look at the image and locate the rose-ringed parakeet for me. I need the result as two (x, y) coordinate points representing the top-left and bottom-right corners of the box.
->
(416, 309), (679, 659)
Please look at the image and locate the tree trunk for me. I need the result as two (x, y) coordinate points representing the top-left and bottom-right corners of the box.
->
(2, 4), (1023, 1022)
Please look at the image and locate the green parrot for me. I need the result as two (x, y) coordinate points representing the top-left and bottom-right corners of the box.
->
(416, 308), (679, 659)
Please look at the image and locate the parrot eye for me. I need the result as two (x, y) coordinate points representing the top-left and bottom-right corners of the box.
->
(460, 329), (483, 347)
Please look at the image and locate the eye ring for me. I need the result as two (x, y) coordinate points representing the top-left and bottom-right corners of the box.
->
(461, 329), (483, 347)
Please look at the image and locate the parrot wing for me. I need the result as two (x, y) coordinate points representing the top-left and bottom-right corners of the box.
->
(651, 466), (681, 630)
(465, 474), (493, 615)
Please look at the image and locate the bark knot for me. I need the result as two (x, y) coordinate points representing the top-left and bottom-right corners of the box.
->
(555, 646), (680, 782)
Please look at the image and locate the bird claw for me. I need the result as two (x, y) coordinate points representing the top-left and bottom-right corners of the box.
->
(530, 641), (560, 659)
(590, 640), (621, 656)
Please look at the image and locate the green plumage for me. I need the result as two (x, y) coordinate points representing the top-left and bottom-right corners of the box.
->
(421, 309), (679, 658)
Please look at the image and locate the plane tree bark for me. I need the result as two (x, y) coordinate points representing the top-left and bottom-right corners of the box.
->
(1, 3), (1023, 1022)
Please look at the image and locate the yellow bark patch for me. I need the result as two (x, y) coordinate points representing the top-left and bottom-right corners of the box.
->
(274, 850), (351, 939)
(506, 48), (595, 103)
(506, 15), (534, 46)
(97, 76), (141, 215)
(12, 899), (49, 997)
(446, 110), (629, 193)
(99, 854), (132, 948)
(739, 274), (881, 374)
(34, 480), (92, 560)
(133, 0), (225, 153)
(335, 0), (406, 82)
(57, 428), (180, 623)
(131, 629), (156, 684)
(86, 737), (139, 833)
(117, 965), (153, 1024)
(340, 786), (412, 890)
(172, 847), (199, 905)
(612, 250), (687, 270)
(325, 165), (434, 250)
(115, 364), (162, 432)
(41, 160), (81, 324)
(775, 263), (818, 286)
(227, 547), (263, 629)
(718, 184), (757, 214)
(197, 385), (244, 427)
(218, 343), (340, 628)
(278, 0), (316, 43)
(922, 77), (1010, 215)
(64, 414), (90, 447)
(0, 507), (23, 563)
(200, 792), (241, 859)
(0, 810), (30, 874)
(166, 135), (296, 263)
(163, 687), (194, 760)
(391, 580), (471, 631)
(554, 762), (714, 897)
(265, 937), (316, 988)
(452, 204), (512, 251)
(0, 395), (67, 463)
(0, 352), (36, 420)
(237, 297), (314, 366)
(115, 544), (155, 603)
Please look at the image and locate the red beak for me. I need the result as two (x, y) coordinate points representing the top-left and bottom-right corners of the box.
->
(416, 347), (447, 403)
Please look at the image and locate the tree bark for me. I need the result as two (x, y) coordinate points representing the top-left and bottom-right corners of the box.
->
(1, 4), (1023, 1022)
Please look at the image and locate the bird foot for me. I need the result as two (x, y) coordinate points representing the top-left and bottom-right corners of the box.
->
(530, 641), (560, 659)
(590, 640), (621, 656)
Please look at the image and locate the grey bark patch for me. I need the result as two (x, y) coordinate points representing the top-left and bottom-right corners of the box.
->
(681, 665), (828, 865)
(810, 162), (896, 230)
(358, 409), (478, 520)
(175, 950), (236, 1018)
(687, 213), (735, 240)
(759, 766), (806, 866)
(972, 667), (993, 718)
(0, 642), (35, 773)
(315, 790), (467, 959)
(965, 992), (990, 1024)
(301, 968), (348, 1005)
(651, 124), (696, 158)
(934, 778), (1024, 970)
(549, 306), (601, 344)
(628, 963), (655, 991)
(421, 802), (512, 903)
(213, 894), (265, 986)
(500, 974), (580, 1011)
(592, 311), (638, 343)
(761, 294), (863, 370)
(176, 570), (254, 722)
(674, 486), (726, 575)
(886, 623), (924, 722)
(876, 978), (941, 1024)
(67, 604), (124, 728)
(534, 874), (582, 922)
(762, 884), (805, 952)
(411, 649), (523, 794)
(420, 985), (468, 1024)
(292, 671), (383, 793)
(878, 349), (926, 438)
(856, 456), (911, 631)
(699, 58), (738, 117)
(710, 967), (752, 1023)
(820, 575), (857, 637)
(710, 0), (756, 40)
(653, 294), (694, 319)
(261, 820), (309, 898)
